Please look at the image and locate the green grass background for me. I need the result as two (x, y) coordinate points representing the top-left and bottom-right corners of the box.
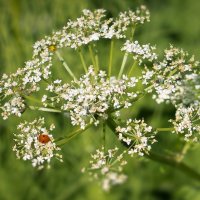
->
(0, 0), (200, 199)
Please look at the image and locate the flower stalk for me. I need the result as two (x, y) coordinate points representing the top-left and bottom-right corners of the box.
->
(56, 51), (77, 81)
(118, 52), (128, 79)
(106, 115), (200, 182)
(78, 49), (88, 73)
(108, 40), (114, 77)
(88, 45), (98, 72)
(55, 123), (93, 146)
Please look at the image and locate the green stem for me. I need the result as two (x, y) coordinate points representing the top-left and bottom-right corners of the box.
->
(109, 92), (145, 113)
(106, 115), (200, 182)
(144, 84), (155, 92)
(23, 95), (56, 108)
(118, 52), (128, 79)
(128, 60), (137, 77)
(131, 26), (136, 41)
(156, 127), (175, 132)
(93, 44), (99, 71)
(56, 51), (77, 81)
(109, 83), (155, 113)
(145, 151), (200, 181)
(88, 45), (97, 72)
(176, 142), (192, 162)
(55, 124), (92, 146)
(103, 122), (106, 152)
(108, 40), (114, 77)
(23, 95), (42, 104)
(78, 49), (88, 73)
(29, 106), (61, 113)
(169, 68), (177, 77)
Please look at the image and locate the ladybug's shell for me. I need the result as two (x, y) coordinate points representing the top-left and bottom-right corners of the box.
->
(38, 134), (51, 144)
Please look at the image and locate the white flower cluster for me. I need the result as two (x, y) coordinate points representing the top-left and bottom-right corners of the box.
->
(82, 147), (127, 191)
(1, 6), (200, 190)
(0, 6), (149, 120)
(13, 118), (62, 169)
(106, 5), (150, 39)
(151, 45), (200, 105)
(121, 40), (157, 65)
(116, 119), (156, 156)
(1, 95), (26, 120)
(0, 57), (52, 120)
(33, 5), (149, 52)
(170, 104), (200, 142)
(42, 67), (138, 129)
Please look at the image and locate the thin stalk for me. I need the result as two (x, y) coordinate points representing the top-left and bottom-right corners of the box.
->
(109, 92), (145, 113)
(146, 151), (200, 181)
(144, 84), (155, 92)
(23, 95), (54, 108)
(78, 49), (88, 73)
(23, 95), (42, 104)
(108, 40), (114, 77)
(95, 54), (99, 71)
(156, 127), (175, 132)
(56, 51), (77, 81)
(106, 115), (200, 182)
(128, 60), (137, 77)
(130, 26), (136, 41)
(29, 106), (61, 113)
(118, 53), (128, 79)
(109, 83), (155, 113)
(93, 44), (99, 71)
(55, 124), (92, 146)
(169, 68), (177, 77)
(88, 45), (97, 72)
(176, 142), (192, 162)
(103, 122), (106, 153)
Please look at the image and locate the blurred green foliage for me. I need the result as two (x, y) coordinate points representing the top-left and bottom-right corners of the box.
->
(0, 0), (200, 199)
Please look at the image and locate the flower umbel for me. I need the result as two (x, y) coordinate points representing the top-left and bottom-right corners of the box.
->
(0, 5), (200, 191)
(170, 104), (200, 142)
(83, 147), (127, 191)
(116, 119), (157, 156)
(42, 67), (138, 129)
(13, 118), (62, 169)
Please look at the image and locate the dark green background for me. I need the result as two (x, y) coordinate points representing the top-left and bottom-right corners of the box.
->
(0, 0), (200, 199)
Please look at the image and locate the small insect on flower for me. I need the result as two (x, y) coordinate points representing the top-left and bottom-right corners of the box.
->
(48, 45), (57, 52)
(38, 134), (51, 144)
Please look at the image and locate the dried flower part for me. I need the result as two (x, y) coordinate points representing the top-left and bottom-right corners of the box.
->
(13, 118), (62, 169)
(170, 104), (200, 142)
(83, 147), (127, 191)
(116, 119), (156, 156)
(42, 67), (138, 129)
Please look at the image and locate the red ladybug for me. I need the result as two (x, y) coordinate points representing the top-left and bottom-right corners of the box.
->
(38, 134), (51, 144)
